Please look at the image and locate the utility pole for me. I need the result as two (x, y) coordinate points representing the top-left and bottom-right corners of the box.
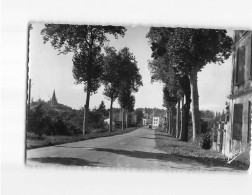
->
(25, 79), (31, 162)
(25, 24), (32, 163)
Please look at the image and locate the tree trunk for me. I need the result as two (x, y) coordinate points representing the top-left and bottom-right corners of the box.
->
(190, 66), (201, 141)
(172, 110), (176, 137)
(179, 94), (190, 141)
(166, 110), (169, 133)
(170, 108), (176, 137)
(121, 108), (124, 131)
(83, 90), (90, 134)
(178, 97), (184, 140)
(168, 111), (172, 135)
(109, 99), (113, 133)
(176, 101), (181, 139)
(125, 109), (128, 129)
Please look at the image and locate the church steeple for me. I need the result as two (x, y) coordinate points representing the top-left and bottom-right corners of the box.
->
(51, 90), (58, 105)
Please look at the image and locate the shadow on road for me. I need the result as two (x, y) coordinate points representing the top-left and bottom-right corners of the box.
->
(90, 147), (202, 166)
(138, 136), (167, 140)
(51, 145), (245, 170)
(28, 157), (99, 167)
(91, 148), (247, 170)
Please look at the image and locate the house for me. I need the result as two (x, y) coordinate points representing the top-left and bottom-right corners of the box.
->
(152, 117), (160, 128)
(223, 30), (252, 164)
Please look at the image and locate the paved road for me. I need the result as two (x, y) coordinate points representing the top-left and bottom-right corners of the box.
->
(27, 127), (240, 171)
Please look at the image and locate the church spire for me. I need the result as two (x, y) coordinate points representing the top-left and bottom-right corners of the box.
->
(51, 90), (58, 105)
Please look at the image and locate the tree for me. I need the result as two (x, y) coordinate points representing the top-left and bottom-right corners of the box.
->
(147, 27), (232, 141)
(98, 101), (108, 118)
(200, 110), (215, 119)
(41, 24), (126, 134)
(117, 47), (142, 130)
(102, 47), (122, 132)
(135, 108), (144, 125)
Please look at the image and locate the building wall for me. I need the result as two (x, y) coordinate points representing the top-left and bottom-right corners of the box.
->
(224, 31), (252, 164)
(152, 117), (160, 127)
(224, 94), (251, 159)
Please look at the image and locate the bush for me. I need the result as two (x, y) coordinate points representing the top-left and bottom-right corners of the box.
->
(201, 120), (208, 134)
(162, 122), (168, 132)
(194, 131), (213, 150)
(88, 109), (106, 130)
(28, 100), (82, 136)
(28, 100), (110, 136)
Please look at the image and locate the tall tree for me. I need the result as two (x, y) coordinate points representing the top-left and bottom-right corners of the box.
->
(98, 101), (108, 118)
(135, 108), (144, 125)
(147, 27), (232, 141)
(117, 47), (142, 130)
(102, 47), (122, 132)
(41, 24), (126, 134)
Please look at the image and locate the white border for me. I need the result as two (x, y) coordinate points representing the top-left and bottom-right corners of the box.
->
(1, 0), (252, 194)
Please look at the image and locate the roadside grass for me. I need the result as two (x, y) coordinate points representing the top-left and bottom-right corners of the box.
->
(27, 127), (139, 150)
(155, 128), (249, 170)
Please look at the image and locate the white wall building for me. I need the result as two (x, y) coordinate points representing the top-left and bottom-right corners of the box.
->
(152, 117), (160, 128)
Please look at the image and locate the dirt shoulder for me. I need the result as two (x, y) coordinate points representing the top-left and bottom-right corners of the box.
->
(154, 128), (249, 171)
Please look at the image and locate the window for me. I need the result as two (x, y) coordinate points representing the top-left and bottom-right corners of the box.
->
(233, 104), (243, 141)
(235, 46), (246, 84)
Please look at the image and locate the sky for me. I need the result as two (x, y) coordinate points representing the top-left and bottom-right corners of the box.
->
(29, 23), (233, 112)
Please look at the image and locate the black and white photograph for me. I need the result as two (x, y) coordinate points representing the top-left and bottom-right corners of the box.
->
(25, 23), (251, 171)
(1, 0), (252, 195)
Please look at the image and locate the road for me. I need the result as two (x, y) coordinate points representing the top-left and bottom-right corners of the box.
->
(27, 127), (240, 171)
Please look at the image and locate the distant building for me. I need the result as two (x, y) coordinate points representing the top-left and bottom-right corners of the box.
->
(224, 30), (252, 164)
(152, 117), (160, 128)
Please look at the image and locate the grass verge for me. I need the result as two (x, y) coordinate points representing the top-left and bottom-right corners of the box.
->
(27, 127), (139, 150)
(155, 128), (249, 171)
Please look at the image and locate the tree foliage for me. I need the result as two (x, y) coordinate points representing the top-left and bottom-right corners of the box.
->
(200, 110), (215, 119)
(28, 100), (82, 137)
(147, 27), (233, 74)
(98, 101), (108, 118)
(72, 46), (104, 93)
(117, 47), (142, 110)
(135, 108), (144, 125)
(41, 24), (126, 55)
(102, 47), (122, 101)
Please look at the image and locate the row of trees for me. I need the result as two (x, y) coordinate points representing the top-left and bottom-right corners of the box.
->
(41, 24), (142, 134)
(147, 27), (233, 141)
